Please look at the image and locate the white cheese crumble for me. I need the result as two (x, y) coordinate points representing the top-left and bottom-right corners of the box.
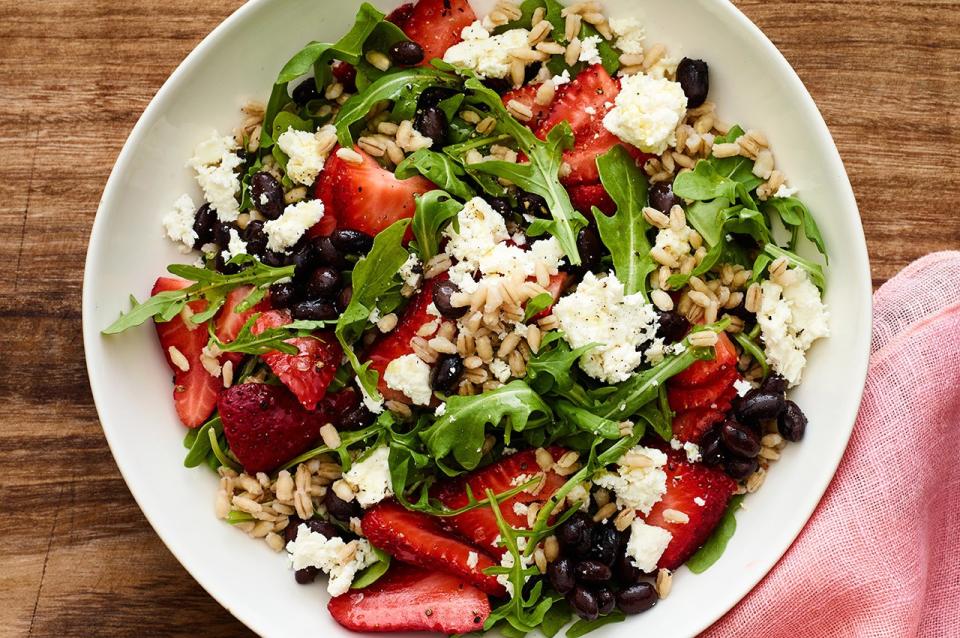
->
(356, 377), (384, 414)
(443, 23), (531, 79)
(610, 17), (645, 54)
(383, 353), (433, 405)
(488, 358), (512, 383)
(603, 73), (687, 154)
(594, 446), (668, 514)
(654, 226), (692, 264)
(286, 524), (379, 596)
(187, 132), (242, 222)
(694, 496), (706, 507)
(579, 35), (603, 65)
(625, 520), (672, 573)
(774, 184), (799, 198)
(683, 441), (701, 463)
(264, 199), (325, 253)
(551, 69), (572, 88)
(552, 272), (660, 383)
(221, 228), (248, 261)
(276, 126), (333, 185)
(757, 269), (830, 385)
(399, 253), (423, 289)
(496, 536), (534, 597)
(343, 446), (394, 507)
(163, 193), (198, 253)
(434, 402), (447, 417)
(733, 378), (754, 397)
(512, 502), (529, 516)
(466, 551), (479, 569)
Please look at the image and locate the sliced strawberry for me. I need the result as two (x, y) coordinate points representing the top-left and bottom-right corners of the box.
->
(365, 278), (440, 403)
(670, 407), (727, 445)
(328, 562), (490, 633)
(502, 84), (551, 130)
(530, 272), (570, 321)
(362, 501), (504, 596)
(668, 365), (740, 412)
(568, 183), (616, 215)
(252, 310), (342, 410)
(671, 332), (739, 387)
(314, 146), (434, 239)
(214, 285), (271, 368)
(434, 448), (568, 556)
(388, 0), (477, 64)
(644, 451), (737, 570)
(152, 277), (220, 428)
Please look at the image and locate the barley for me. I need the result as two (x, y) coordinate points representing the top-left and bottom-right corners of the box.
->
(221, 359), (234, 388)
(593, 502), (618, 523)
(535, 447), (554, 471)
(643, 206), (670, 229)
(669, 205), (686, 232)
(564, 14), (582, 41)
(536, 41), (566, 56)
(335, 147), (363, 164)
(688, 330), (719, 347)
(319, 423), (341, 449)
(528, 19), (552, 44)
(614, 507), (636, 531)
(712, 142), (741, 158)
(365, 50), (391, 72)
(377, 312), (398, 333)
(564, 38), (582, 66)
(656, 569), (673, 599)
(428, 335), (458, 354)
(662, 509), (690, 524)
(651, 246), (680, 268)
(746, 468), (767, 493)
(324, 82), (344, 100)
(507, 99), (534, 122)
(544, 535), (560, 562)
(525, 324), (542, 353)
(510, 59), (525, 87)
(759, 447), (781, 461)
(557, 450), (580, 469)
(168, 346), (190, 372)
(477, 116), (498, 135)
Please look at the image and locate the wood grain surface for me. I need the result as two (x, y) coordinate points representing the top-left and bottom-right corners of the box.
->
(0, 1), (956, 636)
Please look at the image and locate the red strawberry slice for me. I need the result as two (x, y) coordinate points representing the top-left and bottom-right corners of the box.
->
(365, 277), (441, 403)
(502, 84), (551, 130)
(314, 146), (434, 239)
(670, 407), (727, 445)
(362, 501), (505, 596)
(252, 310), (342, 410)
(671, 332), (739, 387)
(643, 451), (737, 570)
(328, 562), (490, 633)
(214, 285), (271, 368)
(388, 0), (477, 64)
(219, 382), (355, 473)
(568, 183), (616, 215)
(668, 365), (740, 412)
(152, 277), (220, 428)
(535, 65), (650, 185)
(434, 448), (568, 556)
(530, 272), (570, 321)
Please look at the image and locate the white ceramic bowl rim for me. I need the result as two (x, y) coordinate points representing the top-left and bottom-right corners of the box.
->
(83, 1), (872, 636)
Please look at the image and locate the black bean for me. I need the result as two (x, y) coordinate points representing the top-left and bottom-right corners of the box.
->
(616, 582), (658, 615)
(250, 171), (285, 220)
(388, 39), (425, 66)
(192, 203), (218, 247)
(723, 455), (758, 481)
(736, 389), (786, 424)
(414, 105), (447, 147)
(417, 86), (457, 109)
(288, 239), (320, 277)
(215, 253), (240, 275)
(330, 228), (374, 255)
(213, 221), (236, 248)
(656, 310), (690, 343)
(574, 560), (612, 584)
(568, 586), (599, 621)
(699, 427), (725, 465)
(614, 551), (644, 583)
(720, 419), (761, 458)
(778, 400), (807, 442)
(315, 236), (348, 269)
(482, 77), (512, 95)
(432, 280), (467, 319)
(303, 518), (341, 538)
(556, 511), (593, 557)
(516, 191), (549, 217)
(676, 58), (709, 109)
(269, 281), (300, 309)
(261, 250), (289, 268)
(291, 299), (338, 321)
(306, 266), (343, 299)
(588, 526), (620, 567)
(291, 77), (320, 106)
(648, 181), (679, 215)
(596, 587), (616, 616)
(325, 489), (362, 520)
(576, 227), (603, 273)
(295, 566), (319, 584)
(431, 354), (464, 393)
(242, 220), (268, 256)
(340, 403), (377, 431)
(760, 373), (788, 396)
(487, 197), (512, 217)
(547, 557), (576, 595)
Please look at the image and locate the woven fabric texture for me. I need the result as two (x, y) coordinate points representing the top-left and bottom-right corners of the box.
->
(703, 251), (960, 637)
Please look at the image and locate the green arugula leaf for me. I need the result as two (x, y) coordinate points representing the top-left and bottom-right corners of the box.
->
(522, 292), (554, 322)
(208, 426), (241, 472)
(763, 243), (827, 291)
(555, 402), (621, 439)
(436, 93), (466, 121)
(102, 256), (295, 334)
(411, 190), (462, 261)
(733, 330), (769, 378)
(593, 145), (655, 298)
(672, 160), (741, 202)
(566, 611), (626, 638)
(687, 495), (745, 573)
(395, 149), (476, 200)
(351, 547), (392, 589)
(210, 314), (337, 356)
(183, 416), (222, 469)
(540, 601), (572, 638)
(763, 196), (827, 257)
(524, 332), (594, 405)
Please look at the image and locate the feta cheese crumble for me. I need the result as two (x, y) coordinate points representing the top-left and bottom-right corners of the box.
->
(625, 520), (672, 573)
(593, 446), (668, 514)
(610, 17), (645, 54)
(552, 272), (660, 383)
(264, 199), (325, 253)
(757, 269), (830, 385)
(286, 524), (379, 596)
(343, 446), (394, 507)
(399, 253), (423, 290)
(163, 193), (198, 252)
(466, 551), (479, 568)
(356, 377), (384, 414)
(497, 536), (534, 597)
(384, 353), (433, 405)
(443, 23), (531, 79)
(187, 132), (242, 222)
(276, 126), (333, 185)
(578, 35), (603, 65)
(603, 73), (688, 154)
(551, 69), (572, 87)
(220, 228), (248, 261)
(774, 184), (799, 199)
(733, 378), (754, 397)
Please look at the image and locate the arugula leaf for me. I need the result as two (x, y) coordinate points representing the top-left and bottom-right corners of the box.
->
(183, 416), (222, 469)
(436, 93), (466, 121)
(672, 160), (742, 202)
(524, 332), (594, 405)
(280, 413), (390, 470)
(566, 611), (626, 638)
(411, 190), (462, 261)
(208, 426), (241, 472)
(540, 601), (572, 638)
(522, 292), (554, 322)
(685, 198), (731, 247)
(351, 548), (391, 589)
(763, 196), (827, 257)
(733, 331), (768, 378)
(593, 146), (655, 298)
(462, 78), (586, 264)
(420, 381), (552, 474)
(210, 315), (336, 356)
(763, 243), (827, 291)
(102, 256), (295, 334)
(555, 402), (621, 439)
(395, 149), (476, 200)
(687, 495), (745, 573)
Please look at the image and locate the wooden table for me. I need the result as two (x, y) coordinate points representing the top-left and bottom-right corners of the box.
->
(1, 1), (956, 635)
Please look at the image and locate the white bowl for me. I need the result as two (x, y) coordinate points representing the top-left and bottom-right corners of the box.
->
(83, 0), (871, 635)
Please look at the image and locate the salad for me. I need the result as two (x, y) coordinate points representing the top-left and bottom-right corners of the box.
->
(104, 0), (830, 634)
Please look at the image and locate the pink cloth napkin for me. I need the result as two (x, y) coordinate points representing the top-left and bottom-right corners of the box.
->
(703, 251), (960, 637)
